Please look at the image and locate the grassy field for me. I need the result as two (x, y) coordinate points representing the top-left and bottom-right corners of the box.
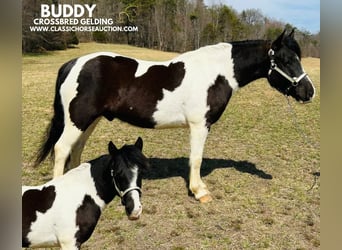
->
(22, 43), (320, 249)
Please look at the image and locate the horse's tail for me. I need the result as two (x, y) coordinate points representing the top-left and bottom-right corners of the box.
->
(33, 59), (77, 167)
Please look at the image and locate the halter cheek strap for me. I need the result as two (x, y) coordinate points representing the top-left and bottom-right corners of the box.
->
(268, 49), (308, 87)
(111, 169), (141, 199)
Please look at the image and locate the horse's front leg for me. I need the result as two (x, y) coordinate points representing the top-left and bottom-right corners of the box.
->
(189, 122), (212, 203)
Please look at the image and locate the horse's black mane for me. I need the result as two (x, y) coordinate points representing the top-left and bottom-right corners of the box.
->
(113, 145), (149, 175)
(230, 36), (301, 59)
(230, 39), (270, 46)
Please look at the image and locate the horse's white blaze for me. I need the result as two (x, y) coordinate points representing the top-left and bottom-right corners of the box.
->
(129, 167), (142, 217)
(129, 190), (142, 218)
(24, 163), (105, 248)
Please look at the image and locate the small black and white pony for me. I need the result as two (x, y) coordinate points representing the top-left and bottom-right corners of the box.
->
(34, 29), (315, 203)
(23, 137), (148, 249)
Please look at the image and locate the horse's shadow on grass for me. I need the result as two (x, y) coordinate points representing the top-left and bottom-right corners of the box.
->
(143, 157), (272, 187)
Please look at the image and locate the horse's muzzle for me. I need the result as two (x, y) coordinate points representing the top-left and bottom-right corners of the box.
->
(128, 206), (142, 220)
(299, 98), (313, 104)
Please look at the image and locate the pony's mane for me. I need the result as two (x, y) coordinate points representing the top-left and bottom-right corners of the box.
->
(113, 145), (149, 175)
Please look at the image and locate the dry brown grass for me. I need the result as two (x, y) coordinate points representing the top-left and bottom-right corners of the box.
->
(22, 43), (320, 249)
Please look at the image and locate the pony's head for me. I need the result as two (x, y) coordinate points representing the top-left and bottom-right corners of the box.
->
(267, 29), (315, 103)
(108, 137), (149, 220)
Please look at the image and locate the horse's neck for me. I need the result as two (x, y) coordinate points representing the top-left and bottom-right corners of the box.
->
(231, 40), (271, 87)
(89, 156), (116, 204)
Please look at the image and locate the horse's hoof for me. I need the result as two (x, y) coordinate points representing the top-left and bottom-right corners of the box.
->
(199, 194), (213, 203)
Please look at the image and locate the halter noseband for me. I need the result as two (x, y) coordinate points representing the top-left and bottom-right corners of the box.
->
(268, 49), (308, 90)
(111, 169), (141, 199)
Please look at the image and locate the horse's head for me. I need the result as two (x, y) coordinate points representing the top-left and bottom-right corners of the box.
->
(108, 137), (149, 220)
(267, 29), (315, 103)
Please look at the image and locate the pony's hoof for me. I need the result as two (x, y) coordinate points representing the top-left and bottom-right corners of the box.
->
(199, 194), (213, 203)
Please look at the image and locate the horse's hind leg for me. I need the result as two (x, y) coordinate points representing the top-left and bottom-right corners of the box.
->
(69, 118), (101, 169)
(53, 122), (84, 177)
(188, 122), (212, 203)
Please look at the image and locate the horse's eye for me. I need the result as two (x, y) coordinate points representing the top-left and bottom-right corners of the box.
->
(282, 60), (291, 67)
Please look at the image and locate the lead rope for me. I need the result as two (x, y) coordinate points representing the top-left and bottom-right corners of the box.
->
(285, 96), (320, 191)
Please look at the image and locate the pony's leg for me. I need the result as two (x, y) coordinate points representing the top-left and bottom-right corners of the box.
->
(68, 118), (101, 169)
(188, 122), (212, 203)
(53, 122), (83, 177)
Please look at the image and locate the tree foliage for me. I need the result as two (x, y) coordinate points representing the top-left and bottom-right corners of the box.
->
(22, 0), (320, 57)
(22, 0), (79, 52)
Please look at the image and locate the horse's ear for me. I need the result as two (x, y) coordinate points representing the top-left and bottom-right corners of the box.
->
(272, 29), (286, 50)
(135, 137), (143, 151)
(108, 141), (118, 154)
(288, 28), (295, 39)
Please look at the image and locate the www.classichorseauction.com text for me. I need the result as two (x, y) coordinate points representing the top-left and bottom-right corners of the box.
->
(29, 4), (139, 33)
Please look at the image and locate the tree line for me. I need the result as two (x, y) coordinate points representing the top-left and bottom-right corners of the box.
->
(22, 0), (320, 57)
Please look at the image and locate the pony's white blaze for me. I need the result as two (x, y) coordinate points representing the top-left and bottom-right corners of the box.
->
(128, 167), (142, 218)
(129, 190), (142, 219)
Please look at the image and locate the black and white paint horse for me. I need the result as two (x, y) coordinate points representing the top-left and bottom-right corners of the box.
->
(34, 29), (315, 203)
(23, 138), (149, 249)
